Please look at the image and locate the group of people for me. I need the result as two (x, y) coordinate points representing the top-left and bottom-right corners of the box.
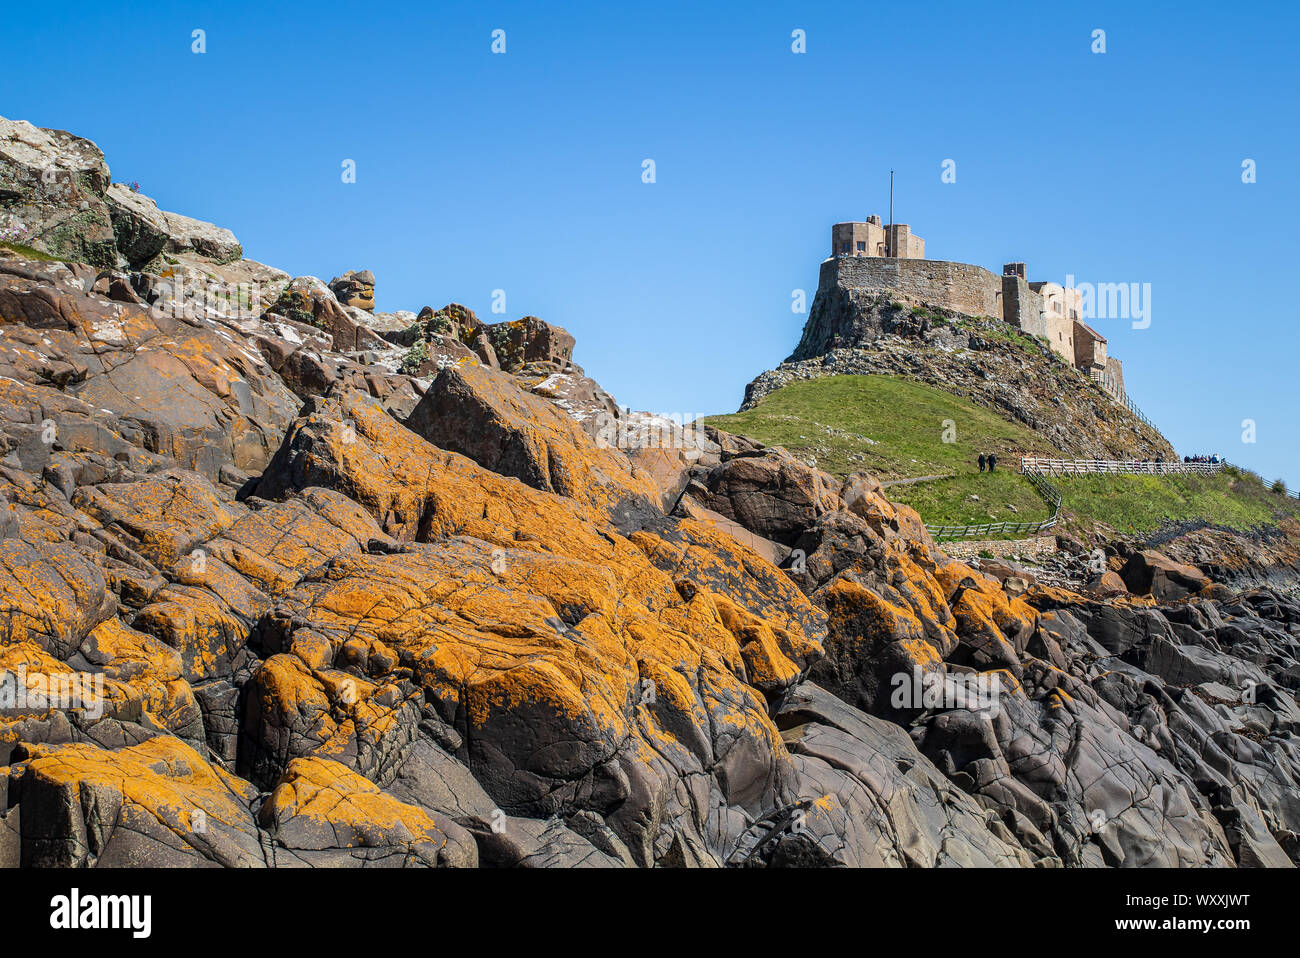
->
(1184, 454), (1222, 464)
(977, 453), (999, 473)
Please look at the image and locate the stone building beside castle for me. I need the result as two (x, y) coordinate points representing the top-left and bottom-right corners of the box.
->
(828, 219), (1125, 396)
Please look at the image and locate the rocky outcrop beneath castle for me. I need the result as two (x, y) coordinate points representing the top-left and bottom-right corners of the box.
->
(747, 294), (1175, 462)
(791, 257), (1004, 361)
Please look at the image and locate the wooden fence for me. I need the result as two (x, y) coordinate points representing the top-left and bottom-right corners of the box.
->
(1019, 457), (1223, 477)
(925, 469), (1062, 542)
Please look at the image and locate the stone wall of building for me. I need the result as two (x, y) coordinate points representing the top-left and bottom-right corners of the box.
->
(889, 224), (925, 259)
(832, 221), (887, 257)
(1073, 321), (1107, 370)
(1003, 275), (1074, 362)
(1096, 355), (1125, 398)
(830, 256), (1003, 319)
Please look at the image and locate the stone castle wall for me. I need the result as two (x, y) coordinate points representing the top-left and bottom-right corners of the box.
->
(826, 256), (1003, 319)
(820, 245), (1126, 393)
(1004, 276), (1075, 361)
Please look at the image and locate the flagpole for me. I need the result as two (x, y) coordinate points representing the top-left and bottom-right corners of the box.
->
(888, 170), (894, 257)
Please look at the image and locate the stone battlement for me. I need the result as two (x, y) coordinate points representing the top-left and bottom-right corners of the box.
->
(820, 255), (1004, 320)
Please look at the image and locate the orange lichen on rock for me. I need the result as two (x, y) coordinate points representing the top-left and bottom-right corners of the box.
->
(8, 735), (263, 867)
(259, 756), (477, 866)
(80, 617), (204, 744)
(71, 469), (242, 567)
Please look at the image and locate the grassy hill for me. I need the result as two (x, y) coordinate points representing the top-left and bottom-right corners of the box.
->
(1055, 469), (1300, 537)
(705, 375), (1061, 527)
(705, 374), (1300, 537)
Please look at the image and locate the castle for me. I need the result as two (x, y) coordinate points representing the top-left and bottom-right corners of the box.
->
(829, 219), (1124, 396)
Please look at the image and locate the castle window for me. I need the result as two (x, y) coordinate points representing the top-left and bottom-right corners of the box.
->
(856, 241), (866, 252)
(839, 242), (850, 254)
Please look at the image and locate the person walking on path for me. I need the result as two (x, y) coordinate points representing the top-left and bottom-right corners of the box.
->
(978, 454), (986, 473)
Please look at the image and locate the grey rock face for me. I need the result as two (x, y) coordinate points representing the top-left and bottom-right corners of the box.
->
(0, 116), (118, 267)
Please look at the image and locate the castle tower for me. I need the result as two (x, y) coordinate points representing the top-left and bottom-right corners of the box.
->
(832, 216), (923, 259)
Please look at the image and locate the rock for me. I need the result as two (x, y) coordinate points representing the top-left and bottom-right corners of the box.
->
(329, 270), (375, 311)
(268, 276), (386, 352)
(1120, 550), (1211, 601)
(404, 362), (657, 515)
(8, 735), (265, 867)
(1087, 570), (1129, 596)
(0, 116), (117, 267)
(103, 183), (170, 268)
(485, 315), (575, 372)
(695, 447), (839, 547)
(0, 111), (1297, 873)
(104, 181), (242, 265)
(259, 757), (477, 867)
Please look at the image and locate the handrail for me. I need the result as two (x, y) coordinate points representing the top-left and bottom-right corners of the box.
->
(1089, 369), (1158, 430)
(1019, 456), (1223, 477)
(925, 466), (1062, 542)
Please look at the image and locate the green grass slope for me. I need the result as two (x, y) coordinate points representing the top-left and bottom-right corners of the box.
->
(705, 375), (1061, 527)
(1057, 468), (1300, 536)
(705, 374), (1300, 537)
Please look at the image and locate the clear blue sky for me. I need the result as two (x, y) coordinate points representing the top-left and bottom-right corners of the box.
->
(4, 0), (1297, 481)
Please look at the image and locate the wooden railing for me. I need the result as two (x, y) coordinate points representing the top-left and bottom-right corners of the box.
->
(1089, 369), (1158, 430)
(1019, 457), (1224, 477)
(925, 468), (1062, 542)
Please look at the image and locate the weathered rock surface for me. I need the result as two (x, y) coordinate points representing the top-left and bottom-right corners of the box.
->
(0, 116), (117, 267)
(329, 270), (375, 311)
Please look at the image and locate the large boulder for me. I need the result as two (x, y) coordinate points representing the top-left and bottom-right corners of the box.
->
(103, 182), (170, 267)
(329, 270), (375, 311)
(0, 116), (117, 267)
(693, 446), (840, 547)
(1120, 550), (1211, 601)
(404, 362), (658, 515)
(486, 315), (575, 372)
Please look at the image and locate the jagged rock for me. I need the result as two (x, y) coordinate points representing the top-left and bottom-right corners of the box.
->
(0, 116), (118, 267)
(1120, 549), (1211, 601)
(486, 315), (574, 372)
(7, 735), (265, 867)
(1, 112), (1297, 873)
(269, 276), (386, 353)
(329, 270), (375, 311)
(103, 183), (170, 268)
(259, 757), (477, 867)
(694, 446), (839, 547)
(103, 181), (242, 267)
(404, 362), (657, 514)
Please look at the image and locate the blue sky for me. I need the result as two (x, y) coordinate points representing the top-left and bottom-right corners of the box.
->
(4, 0), (1297, 482)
